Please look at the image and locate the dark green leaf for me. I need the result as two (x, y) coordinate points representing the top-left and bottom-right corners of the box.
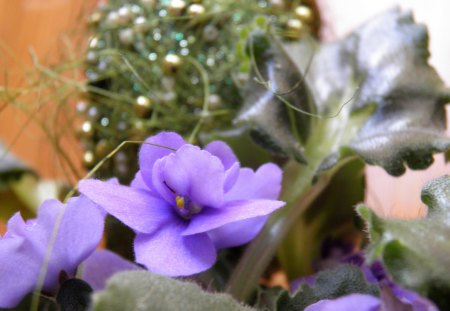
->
(235, 32), (316, 163)
(277, 265), (378, 311)
(253, 286), (287, 311)
(237, 9), (450, 175)
(358, 175), (450, 309)
(0, 175), (65, 222)
(0, 140), (34, 186)
(92, 271), (256, 311)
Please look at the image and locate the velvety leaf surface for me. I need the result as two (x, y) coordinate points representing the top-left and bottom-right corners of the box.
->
(358, 175), (450, 309)
(276, 265), (378, 311)
(235, 32), (316, 163)
(92, 271), (256, 311)
(237, 8), (450, 175)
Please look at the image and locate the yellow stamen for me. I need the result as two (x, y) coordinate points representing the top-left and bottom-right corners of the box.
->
(176, 196), (185, 209)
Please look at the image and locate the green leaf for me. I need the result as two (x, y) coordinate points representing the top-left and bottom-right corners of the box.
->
(278, 158), (366, 278)
(236, 8), (450, 176)
(235, 32), (316, 163)
(0, 140), (35, 186)
(277, 265), (379, 311)
(0, 142), (66, 222)
(358, 175), (450, 309)
(92, 271), (256, 311)
(253, 286), (287, 311)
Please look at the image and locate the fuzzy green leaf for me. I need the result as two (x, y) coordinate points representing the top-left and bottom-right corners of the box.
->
(235, 32), (316, 163)
(236, 8), (450, 176)
(92, 271), (256, 311)
(358, 175), (450, 309)
(277, 265), (379, 311)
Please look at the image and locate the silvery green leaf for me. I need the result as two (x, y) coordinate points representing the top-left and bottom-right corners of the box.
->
(358, 175), (450, 309)
(92, 271), (256, 311)
(235, 32), (316, 163)
(237, 8), (450, 175)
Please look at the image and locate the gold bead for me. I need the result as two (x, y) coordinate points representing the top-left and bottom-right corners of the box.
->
(83, 151), (96, 167)
(187, 4), (205, 16)
(134, 96), (152, 117)
(269, 0), (285, 9)
(118, 5), (132, 24)
(286, 18), (304, 39)
(106, 11), (120, 27)
(88, 12), (102, 25)
(163, 54), (182, 73)
(118, 28), (134, 45)
(294, 5), (313, 23)
(95, 139), (111, 158)
(134, 16), (149, 33)
(168, 0), (186, 16)
(88, 36), (100, 49)
(207, 94), (221, 109)
(76, 101), (87, 114)
(130, 120), (147, 140)
(140, 0), (156, 10)
(79, 121), (94, 138)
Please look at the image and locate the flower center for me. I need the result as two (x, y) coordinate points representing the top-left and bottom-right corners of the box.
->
(174, 195), (202, 219)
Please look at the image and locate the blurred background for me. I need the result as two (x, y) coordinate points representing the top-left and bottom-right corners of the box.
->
(0, 0), (449, 220)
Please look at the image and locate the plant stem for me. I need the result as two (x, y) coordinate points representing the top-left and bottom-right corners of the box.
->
(225, 163), (331, 301)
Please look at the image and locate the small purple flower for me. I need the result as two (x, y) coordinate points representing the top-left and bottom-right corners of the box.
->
(0, 196), (104, 308)
(79, 132), (285, 276)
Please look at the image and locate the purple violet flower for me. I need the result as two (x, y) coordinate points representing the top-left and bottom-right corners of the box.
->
(0, 195), (136, 308)
(79, 132), (285, 276)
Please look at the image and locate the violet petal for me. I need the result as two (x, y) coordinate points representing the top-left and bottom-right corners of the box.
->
(304, 294), (380, 311)
(79, 179), (173, 234)
(134, 221), (216, 277)
(207, 216), (267, 249)
(204, 140), (238, 170)
(154, 145), (225, 208)
(223, 162), (240, 193)
(0, 236), (38, 308)
(43, 196), (105, 291)
(225, 163), (282, 201)
(81, 249), (141, 291)
(183, 199), (285, 236)
(139, 132), (186, 189)
(130, 171), (151, 191)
